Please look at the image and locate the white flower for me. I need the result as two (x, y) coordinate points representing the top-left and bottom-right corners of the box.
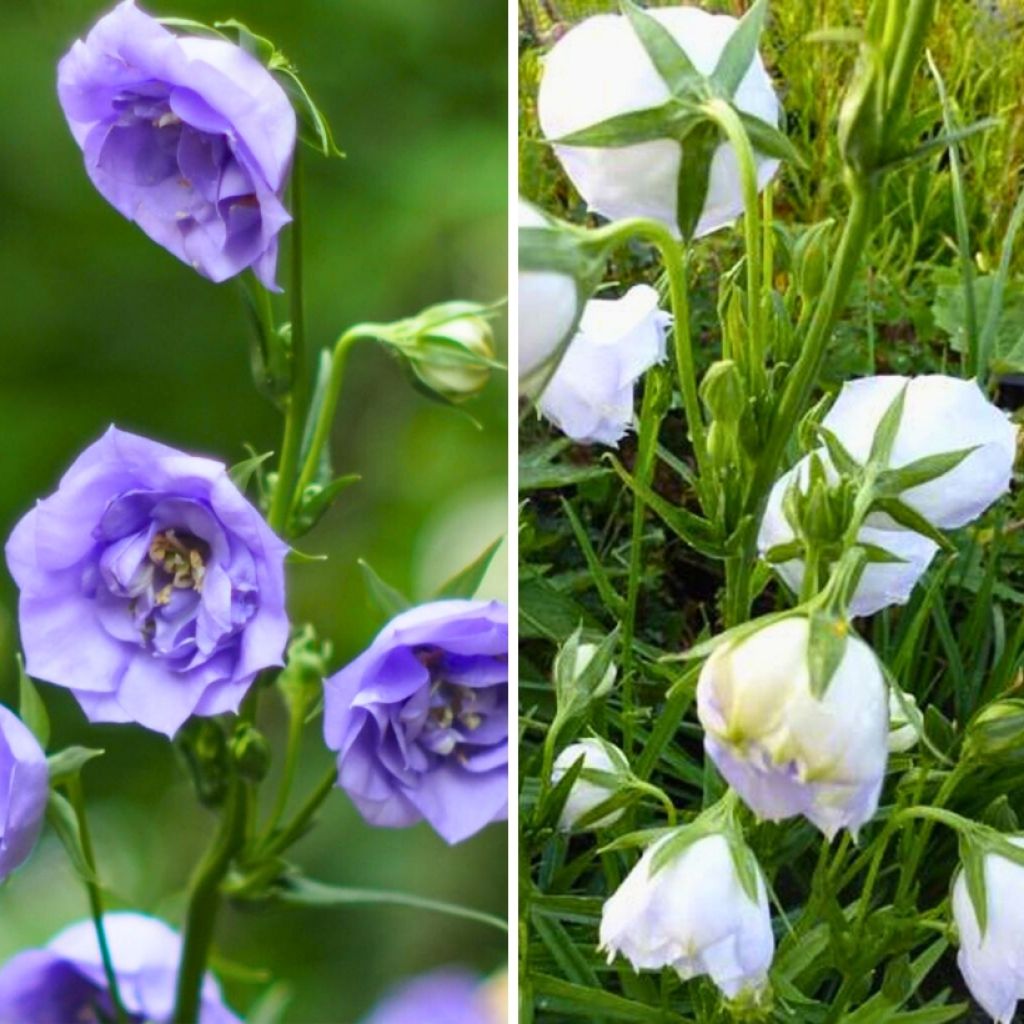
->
(953, 837), (1024, 1023)
(519, 199), (580, 382)
(551, 738), (628, 831)
(757, 454), (939, 617)
(538, 8), (780, 239)
(822, 374), (1017, 529)
(696, 616), (889, 839)
(599, 832), (774, 998)
(538, 284), (669, 445)
(888, 688), (920, 754)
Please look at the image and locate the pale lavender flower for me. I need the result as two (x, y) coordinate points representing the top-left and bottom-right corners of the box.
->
(323, 600), (508, 845)
(57, 1), (295, 289)
(5, 427), (289, 738)
(0, 913), (240, 1024)
(0, 705), (48, 883)
(361, 968), (497, 1024)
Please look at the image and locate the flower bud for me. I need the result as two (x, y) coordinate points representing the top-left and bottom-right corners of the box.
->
(406, 302), (495, 403)
(519, 199), (581, 383)
(599, 832), (774, 999)
(822, 374), (1017, 530)
(551, 738), (629, 832)
(700, 360), (746, 423)
(229, 722), (271, 782)
(538, 8), (780, 239)
(697, 617), (888, 839)
(758, 454), (938, 617)
(888, 688), (920, 754)
(538, 285), (670, 446)
(964, 700), (1024, 766)
(953, 837), (1024, 1023)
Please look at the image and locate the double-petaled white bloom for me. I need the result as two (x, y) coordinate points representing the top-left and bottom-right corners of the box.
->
(538, 284), (670, 445)
(823, 375), (1017, 530)
(599, 832), (774, 999)
(952, 837), (1024, 1024)
(757, 453), (939, 617)
(538, 7), (780, 238)
(697, 617), (889, 839)
(518, 199), (580, 383)
(552, 737), (629, 831)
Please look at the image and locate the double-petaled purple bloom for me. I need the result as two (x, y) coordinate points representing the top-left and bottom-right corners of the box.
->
(362, 968), (498, 1024)
(5, 427), (289, 738)
(324, 600), (508, 845)
(57, 1), (295, 289)
(0, 913), (240, 1024)
(0, 705), (48, 884)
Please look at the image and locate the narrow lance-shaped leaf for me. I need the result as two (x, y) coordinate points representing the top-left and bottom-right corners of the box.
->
(710, 0), (769, 99)
(620, 0), (702, 96)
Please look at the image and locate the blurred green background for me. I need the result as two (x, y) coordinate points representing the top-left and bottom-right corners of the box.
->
(0, 1), (508, 1022)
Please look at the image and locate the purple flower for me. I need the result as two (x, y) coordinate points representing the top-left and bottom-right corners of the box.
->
(5, 427), (289, 738)
(361, 968), (496, 1024)
(0, 913), (240, 1024)
(0, 705), (48, 883)
(324, 600), (508, 845)
(57, 1), (295, 290)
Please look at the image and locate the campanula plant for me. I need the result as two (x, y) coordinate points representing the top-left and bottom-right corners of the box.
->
(520, 0), (1024, 1020)
(0, 3), (507, 1022)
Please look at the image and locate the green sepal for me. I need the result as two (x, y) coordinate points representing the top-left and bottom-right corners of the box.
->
(874, 446), (978, 496)
(709, 0), (769, 99)
(17, 655), (49, 750)
(807, 611), (848, 699)
(553, 625), (620, 717)
(47, 747), (104, 788)
(737, 110), (807, 167)
(229, 449), (275, 493)
(817, 426), (861, 478)
(763, 539), (804, 564)
(290, 474), (361, 536)
(958, 835), (989, 938)
(868, 383), (908, 465)
(434, 537), (504, 600)
(726, 835), (763, 905)
(858, 541), (908, 565)
(871, 497), (953, 550)
(357, 559), (412, 619)
(676, 121), (719, 242)
(550, 101), (697, 150)
(620, 0), (702, 96)
(45, 792), (99, 885)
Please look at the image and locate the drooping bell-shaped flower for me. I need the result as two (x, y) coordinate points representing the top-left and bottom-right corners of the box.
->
(697, 616), (889, 839)
(0, 705), (48, 883)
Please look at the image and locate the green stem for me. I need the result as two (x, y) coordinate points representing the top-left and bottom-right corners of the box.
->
(66, 779), (127, 1024)
(259, 696), (306, 844)
(259, 763), (338, 861)
(268, 146), (309, 535)
(173, 779), (248, 1024)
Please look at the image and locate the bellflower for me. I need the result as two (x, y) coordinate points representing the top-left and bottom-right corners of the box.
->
(551, 737), (629, 832)
(952, 838), (1024, 1024)
(5, 427), (290, 738)
(0, 913), (240, 1024)
(518, 199), (581, 382)
(57, 0), (295, 289)
(538, 284), (670, 445)
(599, 832), (774, 999)
(538, 7), (780, 238)
(323, 600), (508, 845)
(0, 705), (48, 883)
(697, 616), (889, 839)
(361, 968), (499, 1024)
(822, 374), (1017, 529)
(758, 453), (938, 617)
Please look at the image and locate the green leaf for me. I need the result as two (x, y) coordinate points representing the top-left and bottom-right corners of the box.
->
(676, 121), (720, 242)
(620, 0), (701, 96)
(561, 499), (626, 618)
(17, 656), (49, 750)
(434, 537), (503, 600)
(357, 560), (411, 618)
(240, 983), (292, 1024)
(47, 747), (104, 787)
(737, 110), (806, 166)
(531, 973), (694, 1022)
(45, 792), (98, 885)
(551, 101), (691, 149)
(807, 612), (848, 699)
(531, 911), (601, 988)
(874, 446), (978, 495)
(868, 383), (907, 464)
(274, 876), (506, 932)
(710, 0), (769, 99)
(958, 837), (989, 938)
